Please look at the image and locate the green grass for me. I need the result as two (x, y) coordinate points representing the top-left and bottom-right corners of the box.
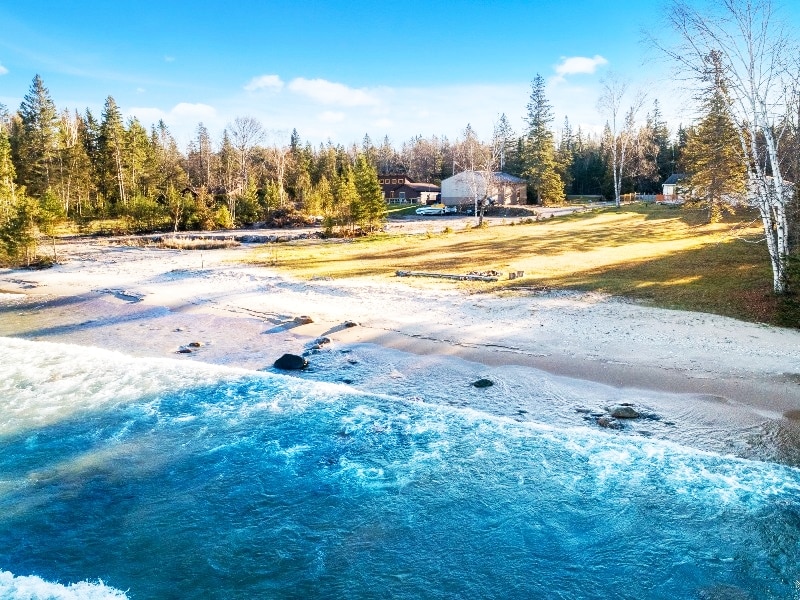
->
(243, 204), (788, 325)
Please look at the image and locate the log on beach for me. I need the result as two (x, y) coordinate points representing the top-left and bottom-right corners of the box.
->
(396, 270), (499, 282)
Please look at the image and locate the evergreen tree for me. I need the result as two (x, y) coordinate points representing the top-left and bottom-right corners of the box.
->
(682, 50), (747, 222)
(125, 117), (153, 198)
(15, 75), (59, 198)
(493, 114), (516, 173)
(556, 117), (575, 196)
(79, 110), (103, 215)
(334, 167), (360, 234)
(353, 153), (385, 231)
(522, 75), (564, 205)
(0, 118), (16, 225)
(98, 96), (127, 206)
(650, 100), (673, 182)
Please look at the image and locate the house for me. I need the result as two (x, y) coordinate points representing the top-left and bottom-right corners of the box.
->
(378, 171), (441, 204)
(661, 174), (687, 200)
(440, 171), (527, 207)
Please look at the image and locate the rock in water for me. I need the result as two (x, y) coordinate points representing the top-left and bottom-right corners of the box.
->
(609, 405), (640, 419)
(597, 416), (623, 429)
(472, 378), (494, 388)
(274, 353), (309, 370)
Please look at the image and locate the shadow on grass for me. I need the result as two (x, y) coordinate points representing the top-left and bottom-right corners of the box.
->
(244, 205), (786, 325)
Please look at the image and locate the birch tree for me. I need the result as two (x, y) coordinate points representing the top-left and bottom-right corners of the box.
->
(663, 0), (796, 293)
(597, 74), (644, 207)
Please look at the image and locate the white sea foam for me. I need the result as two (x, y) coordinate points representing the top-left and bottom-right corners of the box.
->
(0, 571), (128, 599)
(3, 336), (799, 512)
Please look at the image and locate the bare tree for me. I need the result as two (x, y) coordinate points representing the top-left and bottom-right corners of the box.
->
(454, 124), (500, 226)
(597, 74), (645, 207)
(662, 0), (796, 293)
(229, 116), (265, 194)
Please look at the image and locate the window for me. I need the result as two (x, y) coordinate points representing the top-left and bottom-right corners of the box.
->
(392, 179), (397, 184)
(399, 191), (406, 200)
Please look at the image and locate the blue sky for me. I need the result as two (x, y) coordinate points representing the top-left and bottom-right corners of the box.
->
(1, 1), (796, 148)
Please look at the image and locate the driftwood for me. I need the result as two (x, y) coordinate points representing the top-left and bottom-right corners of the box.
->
(396, 270), (499, 282)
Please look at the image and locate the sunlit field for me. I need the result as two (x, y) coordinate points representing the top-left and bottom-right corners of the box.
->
(246, 204), (781, 324)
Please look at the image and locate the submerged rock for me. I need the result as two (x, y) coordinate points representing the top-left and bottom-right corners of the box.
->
(597, 416), (623, 429)
(609, 405), (641, 419)
(274, 353), (309, 370)
(472, 378), (494, 388)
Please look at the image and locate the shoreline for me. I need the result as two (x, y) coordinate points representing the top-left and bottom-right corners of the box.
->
(2, 238), (800, 464)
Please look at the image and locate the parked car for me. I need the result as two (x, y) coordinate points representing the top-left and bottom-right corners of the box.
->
(416, 204), (446, 215)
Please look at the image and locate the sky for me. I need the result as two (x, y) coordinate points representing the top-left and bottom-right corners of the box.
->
(1, 0), (798, 149)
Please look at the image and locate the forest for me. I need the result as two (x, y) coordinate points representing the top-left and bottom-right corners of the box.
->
(0, 73), (685, 260)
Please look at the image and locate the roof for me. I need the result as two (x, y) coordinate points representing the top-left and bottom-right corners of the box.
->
(406, 182), (440, 192)
(443, 170), (526, 184)
(663, 173), (687, 185)
(493, 172), (526, 183)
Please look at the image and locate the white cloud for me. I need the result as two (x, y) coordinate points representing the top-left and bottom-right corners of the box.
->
(552, 55), (608, 83)
(319, 111), (345, 123)
(171, 102), (216, 119)
(127, 103), (221, 143)
(244, 74), (284, 92)
(164, 55), (175, 63)
(0, 63), (8, 75)
(128, 106), (166, 123)
(288, 77), (379, 107)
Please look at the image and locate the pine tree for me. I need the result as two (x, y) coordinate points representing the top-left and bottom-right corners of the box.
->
(353, 153), (385, 231)
(523, 75), (564, 205)
(556, 117), (575, 195)
(493, 114), (516, 173)
(99, 96), (127, 206)
(15, 75), (59, 198)
(125, 117), (153, 198)
(0, 120), (17, 226)
(334, 167), (360, 234)
(682, 50), (747, 223)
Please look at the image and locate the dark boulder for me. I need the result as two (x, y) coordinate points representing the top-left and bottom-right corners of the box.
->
(472, 378), (494, 388)
(609, 405), (640, 419)
(274, 353), (309, 370)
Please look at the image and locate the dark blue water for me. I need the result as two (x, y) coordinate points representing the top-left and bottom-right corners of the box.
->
(1, 338), (798, 599)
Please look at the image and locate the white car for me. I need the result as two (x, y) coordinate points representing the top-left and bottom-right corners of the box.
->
(415, 205), (446, 215)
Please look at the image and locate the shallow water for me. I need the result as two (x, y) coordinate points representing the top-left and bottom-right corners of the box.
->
(1, 338), (799, 599)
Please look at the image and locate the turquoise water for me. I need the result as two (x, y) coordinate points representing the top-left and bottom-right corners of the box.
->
(1, 338), (799, 599)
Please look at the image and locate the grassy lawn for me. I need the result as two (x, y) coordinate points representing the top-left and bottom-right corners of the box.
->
(244, 203), (788, 325)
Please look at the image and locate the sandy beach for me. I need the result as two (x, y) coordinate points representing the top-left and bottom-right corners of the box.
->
(2, 232), (800, 463)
